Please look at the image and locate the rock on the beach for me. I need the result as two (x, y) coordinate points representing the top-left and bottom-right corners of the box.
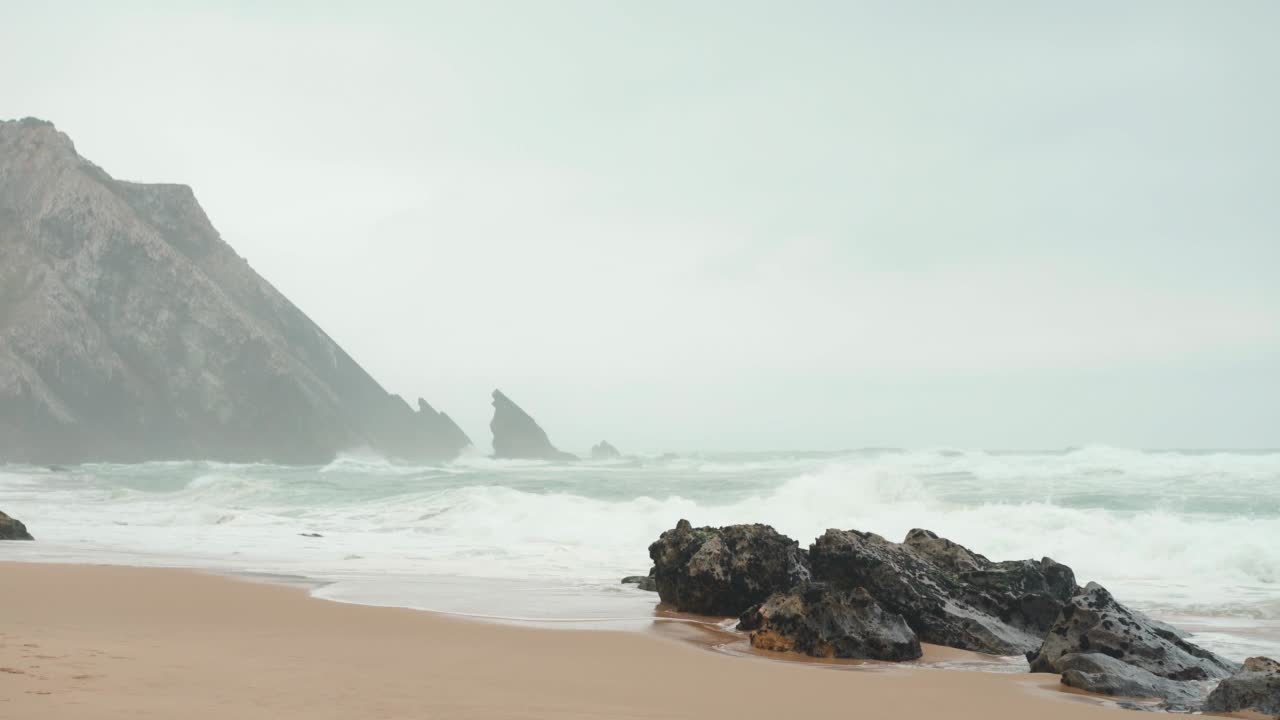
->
(621, 568), (658, 592)
(489, 389), (577, 461)
(903, 529), (1078, 632)
(1027, 582), (1238, 681)
(737, 583), (922, 661)
(591, 441), (622, 460)
(808, 528), (1077, 655)
(0, 510), (34, 540)
(648, 520), (811, 616)
(1056, 653), (1207, 710)
(1204, 656), (1280, 717)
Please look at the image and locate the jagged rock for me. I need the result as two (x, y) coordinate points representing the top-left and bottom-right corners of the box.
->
(648, 519), (811, 616)
(1028, 582), (1238, 681)
(808, 528), (1077, 655)
(0, 510), (34, 540)
(1204, 656), (1280, 717)
(591, 440), (621, 460)
(489, 390), (576, 461)
(1056, 653), (1207, 710)
(904, 528), (1079, 632)
(0, 118), (470, 464)
(621, 571), (658, 592)
(737, 583), (922, 661)
(417, 398), (472, 456)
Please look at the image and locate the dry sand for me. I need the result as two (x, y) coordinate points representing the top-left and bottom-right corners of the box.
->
(0, 562), (1135, 719)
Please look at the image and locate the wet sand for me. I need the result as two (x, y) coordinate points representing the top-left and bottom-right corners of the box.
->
(0, 562), (1137, 719)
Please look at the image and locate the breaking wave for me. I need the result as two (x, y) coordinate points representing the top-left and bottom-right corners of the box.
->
(1, 446), (1277, 653)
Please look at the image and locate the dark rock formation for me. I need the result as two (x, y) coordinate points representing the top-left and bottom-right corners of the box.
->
(808, 528), (1077, 655)
(621, 571), (658, 592)
(737, 583), (922, 661)
(1204, 656), (1280, 717)
(1056, 653), (1207, 711)
(0, 510), (34, 540)
(902, 529), (1079, 631)
(648, 519), (811, 616)
(489, 389), (575, 460)
(1028, 582), (1237, 681)
(0, 118), (470, 464)
(591, 440), (621, 460)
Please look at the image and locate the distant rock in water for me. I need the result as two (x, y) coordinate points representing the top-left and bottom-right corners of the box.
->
(0, 510), (33, 540)
(738, 583), (922, 661)
(0, 118), (470, 464)
(590, 441), (621, 460)
(489, 389), (576, 460)
(417, 398), (471, 455)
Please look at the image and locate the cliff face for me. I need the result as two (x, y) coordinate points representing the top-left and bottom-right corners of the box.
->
(0, 118), (469, 464)
(490, 389), (576, 461)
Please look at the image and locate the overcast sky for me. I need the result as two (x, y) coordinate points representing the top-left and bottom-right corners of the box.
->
(3, 1), (1277, 451)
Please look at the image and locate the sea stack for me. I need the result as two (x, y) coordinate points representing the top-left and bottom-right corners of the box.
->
(489, 389), (576, 460)
(590, 441), (621, 460)
(0, 118), (469, 464)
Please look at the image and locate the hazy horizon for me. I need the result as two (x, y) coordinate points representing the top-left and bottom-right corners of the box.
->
(3, 2), (1277, 452)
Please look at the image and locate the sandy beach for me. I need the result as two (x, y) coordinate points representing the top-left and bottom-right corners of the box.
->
(0, 562), (1140, 720)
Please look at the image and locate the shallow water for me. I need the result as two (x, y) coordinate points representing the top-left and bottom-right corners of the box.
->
(1, 446), (1277, 660)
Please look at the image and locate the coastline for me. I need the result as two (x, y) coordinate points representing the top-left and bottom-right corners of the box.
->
(0, 561), (1139, 719)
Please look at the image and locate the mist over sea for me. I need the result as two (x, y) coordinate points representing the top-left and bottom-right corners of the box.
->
(2, 447), (1277, 661)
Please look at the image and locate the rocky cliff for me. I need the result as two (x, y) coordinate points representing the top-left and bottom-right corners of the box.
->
(0, 118), (470, 464)
(489, 389), (575, 460)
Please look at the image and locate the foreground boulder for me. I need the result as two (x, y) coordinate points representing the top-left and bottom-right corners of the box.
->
(489, 390), (577, 461)
(808, 528), (1077, 655)
(649, 520), (811, 616)
(1028, 582), (1237, 681)
(1056, 653), (1206, 711)
(1204, 656), (1280, 717)
(0, 510), (33, 540)
(738, 583), (922, 661)
(591, 441), (622, 460)
(903, 529), (1078, 631)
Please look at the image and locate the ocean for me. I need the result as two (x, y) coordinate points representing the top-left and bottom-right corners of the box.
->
(2, 446), (1277, 661)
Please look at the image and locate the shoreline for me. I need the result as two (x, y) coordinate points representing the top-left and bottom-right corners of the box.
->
(209, 564), (1048, 673)
(0, 561), (1149, 719)
(5, 554), (1033, 671)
